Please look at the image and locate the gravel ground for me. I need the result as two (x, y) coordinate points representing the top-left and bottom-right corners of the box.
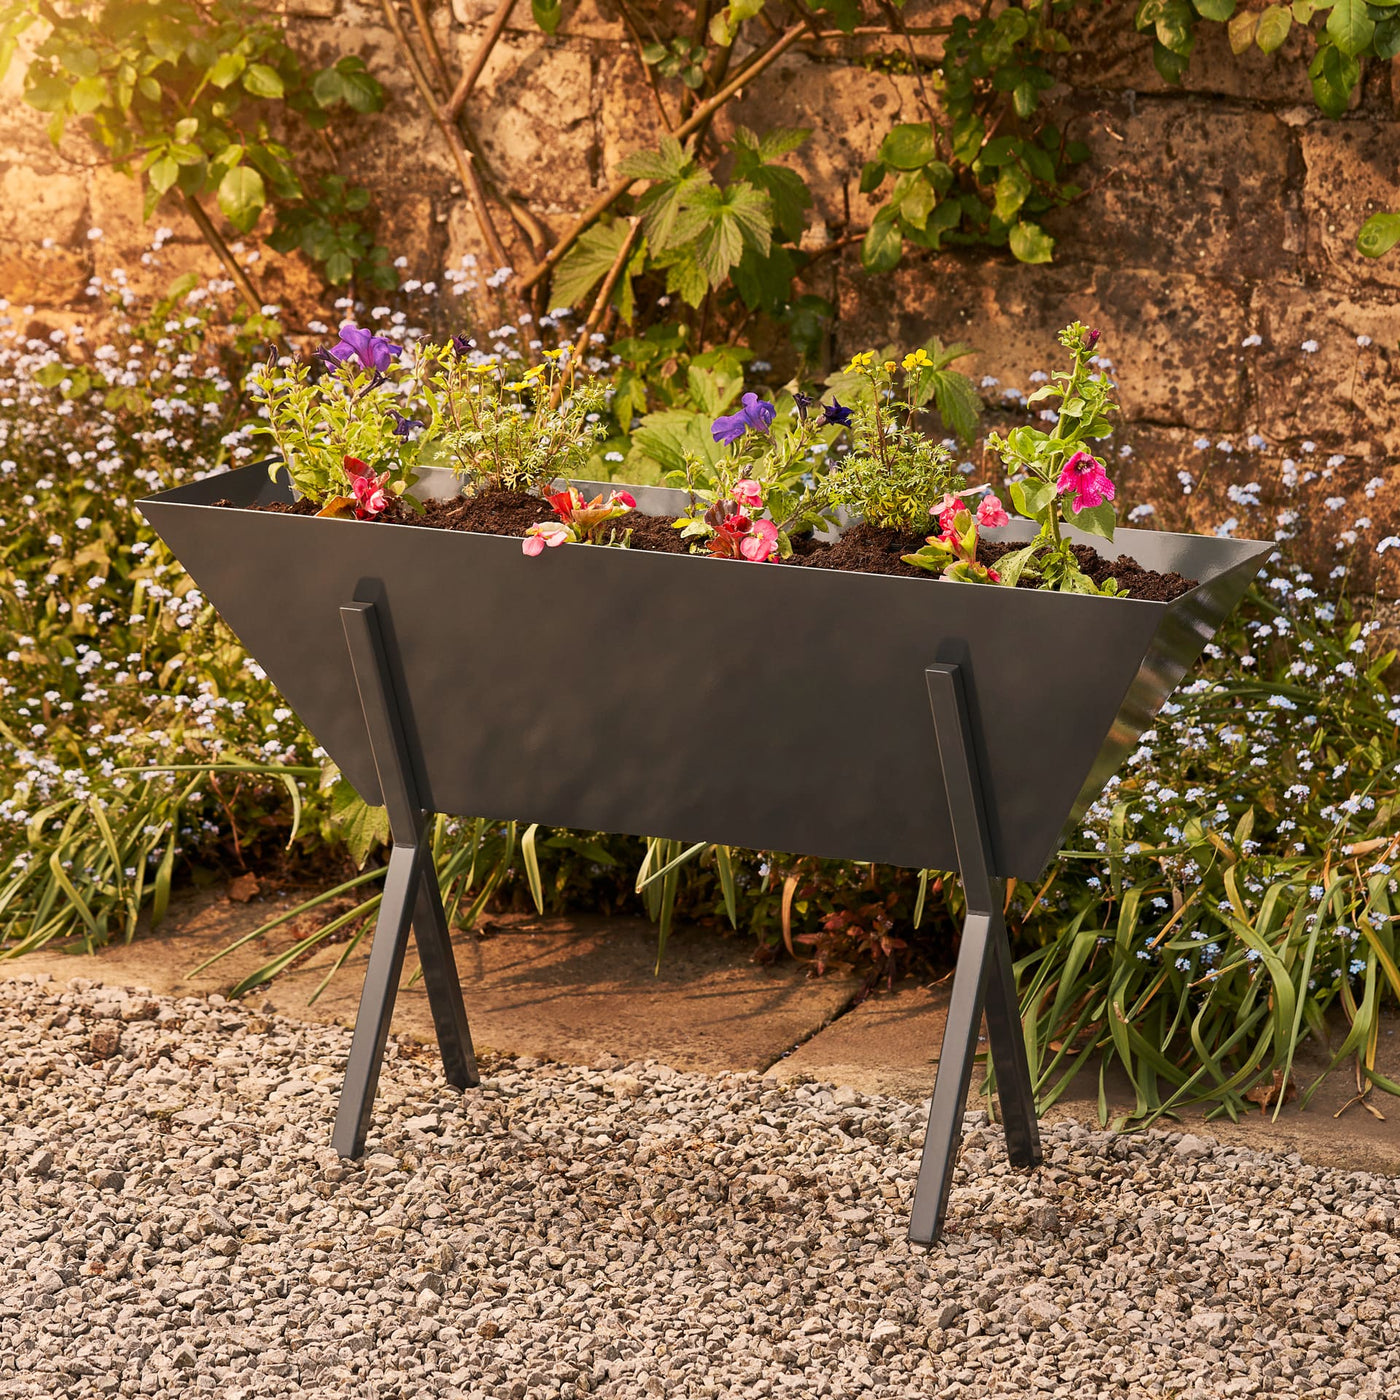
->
(2, 974), (1399, 1399)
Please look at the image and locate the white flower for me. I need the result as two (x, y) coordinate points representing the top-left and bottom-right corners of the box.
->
(1357, 334), (1372, 348)
(1241, 333), (1262, 348)
(87, 227), (103, 240)
(1301, 339), (1319, 353)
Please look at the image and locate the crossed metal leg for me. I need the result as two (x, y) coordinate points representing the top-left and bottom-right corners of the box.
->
(331, 601), (478, 1160)
(906, 664), (1043, 1246)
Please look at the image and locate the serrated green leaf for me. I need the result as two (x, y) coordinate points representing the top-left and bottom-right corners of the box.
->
(329, 781), (389, 869)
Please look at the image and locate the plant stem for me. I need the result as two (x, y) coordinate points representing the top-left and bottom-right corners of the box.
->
(446, 0), (519, 120)
(616, 0), (675, 132)
(406, 0), (452, 98)
(519, 23), (808, 294)
(179, 191), (263, 315)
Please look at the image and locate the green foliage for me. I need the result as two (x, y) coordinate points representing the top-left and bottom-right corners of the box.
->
(822, 349), (969, 531)
(986, 323), (1125, 593)
(0, 0), (391, 288)
(254, 338), (611, 504)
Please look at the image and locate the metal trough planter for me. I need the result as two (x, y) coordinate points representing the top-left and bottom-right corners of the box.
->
(141, 463), (1271, 1243)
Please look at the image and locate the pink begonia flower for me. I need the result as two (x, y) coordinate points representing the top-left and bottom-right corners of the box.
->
(1056, 451), (1116, 511)
(522, 521), (571, 556)
(739, 519), (779, 562)
(932, 493), (964, 539)
(351, 468), (389, 518)
(975, 493), (1009, 529)
(732, 478), (763, 510)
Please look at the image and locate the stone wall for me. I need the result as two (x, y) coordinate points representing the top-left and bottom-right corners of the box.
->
(2, 3), (1398, 580)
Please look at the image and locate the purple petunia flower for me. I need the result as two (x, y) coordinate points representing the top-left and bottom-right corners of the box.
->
(388, 409), (425, 439)
(324, 324), (403, 374)
(712, 392), (776, 445)
(818, 396), (853, 428)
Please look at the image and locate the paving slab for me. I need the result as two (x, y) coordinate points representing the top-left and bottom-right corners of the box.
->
(5, 887), (859, 1076)
(776, 977), (1400, 1176)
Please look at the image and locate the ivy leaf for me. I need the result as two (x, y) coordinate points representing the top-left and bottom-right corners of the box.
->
(1327, 0), (1375, 55)
(147, 153), (179, 194)
(1009, 220), (1054, 264)
(1309, 42), (1360, 117)
(993, 162), (1031, 224)
(1357, 212), (1400, 258)
(1227, 9), (1259, 50)
(879, 123), (936, 171)
(532, 0), (563, 35)
(861, 208), (903, 273)
(241, 62), (284, 99)
(217, 164), (266, 233)
(1255, 3), (1293, 51)
(206, 51), (246, 89)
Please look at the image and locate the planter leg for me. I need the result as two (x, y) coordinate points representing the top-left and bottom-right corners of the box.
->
(332, 602), (479, 1161)
(907, 664), (1042, 1245)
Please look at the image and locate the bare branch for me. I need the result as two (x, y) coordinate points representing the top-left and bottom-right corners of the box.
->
(180, 191), (263, 315)
(446, 0), (519, 121)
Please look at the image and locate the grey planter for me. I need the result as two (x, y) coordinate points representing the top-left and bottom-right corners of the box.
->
(141, 462), (1271, 1243)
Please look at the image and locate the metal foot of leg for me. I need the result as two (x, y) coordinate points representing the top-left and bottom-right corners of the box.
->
(331, 601), (478, 1159)
(908, 664), (1042, 1245)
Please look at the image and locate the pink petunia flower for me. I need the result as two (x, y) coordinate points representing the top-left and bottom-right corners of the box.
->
(975, 493), (1009, 529)
(1056, 451), (1116, 511)
(739, 518), (779, 562)
(732, 478), (763, 510)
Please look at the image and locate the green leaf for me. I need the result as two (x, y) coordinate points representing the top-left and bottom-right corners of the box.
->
(1009, 220), (1054, 264)
(1013, 82), (1038, 119)
(241, 62), (285, 100)
(207, 51), (246, 89)
(532, 0), (563, 35)
(1070, 502), (1117, 542)
(674, 180), (772, 288)
(1357, 211), (1400, 258)
(329, 781), (389, 869)
(1376, 16), (1400, 59)
(814, 0), (861, 33)
(1193, 0), (1236, 17)
(993, 162), (1032, 224)
(521, 824), (545, 915)
(993, 542), (1039, 588)
(69, 75), (109, 114)
(859, 160), (886, 195)
(147, 154), (179, 195)
(1255, 3), (1293, 50)
(217, 164), (266, 233)
(929, 369), (982, 447)
(311, 67), (344, 107)
(1327, 0), (1375, 53)
(878, 123), (936, 171)
(1309, 42), (1361, 117)
(1010, 478), (1056, 519)
(1152, 38), (1192, 84)
(334, 56), (384, 113)
(861, 208), (903, 273)
(1227, 9), (1259, 49)
(1154, 0), (1198, 52)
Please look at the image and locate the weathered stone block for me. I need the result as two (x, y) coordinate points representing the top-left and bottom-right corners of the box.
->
(1045, 96), (1302, 283)
(1245, 283), (1400, 463)
(0, 246), (89, 308)
(1300, 121), (1400, 292)
(1060, 10), (1316, 105)
(0, 164), (88, 247)
(452, 34), (596, 212)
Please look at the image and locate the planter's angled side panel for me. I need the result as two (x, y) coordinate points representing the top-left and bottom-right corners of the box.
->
(141, 467), (1268, 882)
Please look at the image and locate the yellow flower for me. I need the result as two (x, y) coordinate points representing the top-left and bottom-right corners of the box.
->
(543, 348), (564, 361)
(902, 348), (934, 371)
(467, 360), (498, 375)
(883, 360), (897, 373)
(522, 363), (548, 382)
(843, 350), (876, 372)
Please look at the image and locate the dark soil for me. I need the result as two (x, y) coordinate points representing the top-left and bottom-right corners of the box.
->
(217, 491), (1195, 599)
(796, 522), (1195, 601)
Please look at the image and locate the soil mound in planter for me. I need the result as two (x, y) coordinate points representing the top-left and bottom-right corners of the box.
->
(797, 523), (1195, 601)
(216, 492), (1194, 599)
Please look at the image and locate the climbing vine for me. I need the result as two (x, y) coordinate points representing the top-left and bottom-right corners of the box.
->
(0, 0), (394, 309)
